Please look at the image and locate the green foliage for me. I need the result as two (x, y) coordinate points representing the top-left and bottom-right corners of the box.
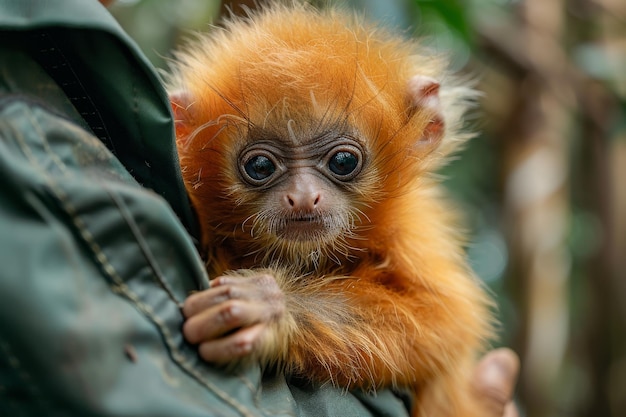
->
(412, 0), (474, 45)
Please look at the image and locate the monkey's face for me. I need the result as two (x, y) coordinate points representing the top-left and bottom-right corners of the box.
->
(221, 121), (378, 266)
(236, 130), (364, 238)
(172, 71), (447, 268)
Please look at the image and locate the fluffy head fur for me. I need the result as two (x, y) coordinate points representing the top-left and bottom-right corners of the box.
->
(167, 2), (476, 273)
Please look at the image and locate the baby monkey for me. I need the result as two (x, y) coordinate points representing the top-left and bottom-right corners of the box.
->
(168, 2), (494, 416)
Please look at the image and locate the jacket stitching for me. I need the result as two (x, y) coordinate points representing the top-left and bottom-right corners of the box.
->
(104, 186), (183, 305)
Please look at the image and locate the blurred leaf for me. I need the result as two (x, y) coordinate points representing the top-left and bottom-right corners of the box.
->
(413, 0), (474, 45)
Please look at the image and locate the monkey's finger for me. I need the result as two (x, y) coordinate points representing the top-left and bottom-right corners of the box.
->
(184, 275), (281, 318)
(197, 323), (265, 364)
(183, 299), (268, 344)
(183, 284), (246, 317)
(472, 348), (520, 417)
(209, 275), (251, 288)
(209, 275), (280, 304)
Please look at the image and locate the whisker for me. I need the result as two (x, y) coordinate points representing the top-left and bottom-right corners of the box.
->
(204, 80), (254, 128)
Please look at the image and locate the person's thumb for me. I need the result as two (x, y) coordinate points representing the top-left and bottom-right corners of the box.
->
(472, 348), (520, 417)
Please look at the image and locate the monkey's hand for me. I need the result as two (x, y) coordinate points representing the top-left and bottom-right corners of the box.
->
(182, 271), (291, 365)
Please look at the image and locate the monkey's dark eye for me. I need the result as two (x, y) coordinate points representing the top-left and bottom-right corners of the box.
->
(244, 155), (276, 181)
(328, 151), (359, 178)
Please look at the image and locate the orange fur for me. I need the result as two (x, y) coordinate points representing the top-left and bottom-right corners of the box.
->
(168, 2), (494, 416)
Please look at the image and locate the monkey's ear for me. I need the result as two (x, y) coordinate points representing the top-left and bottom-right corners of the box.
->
(406, 75), (444, 145)
(169, 90), (196, 145)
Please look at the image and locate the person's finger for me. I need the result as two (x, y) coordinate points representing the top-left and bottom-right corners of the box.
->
(503, 401), (519, 417)
(472, 348), (520, 417)
(182, 299), (266, 344)
(197, 323), (266, 363)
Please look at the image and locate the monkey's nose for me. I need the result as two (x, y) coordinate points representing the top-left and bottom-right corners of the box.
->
(284, 192), (321, 211)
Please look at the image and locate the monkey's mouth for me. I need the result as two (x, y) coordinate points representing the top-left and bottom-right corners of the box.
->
(278, 215), (331, 241)
(293, 215), (317, 222)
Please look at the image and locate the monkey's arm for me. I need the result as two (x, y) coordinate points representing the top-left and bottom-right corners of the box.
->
(282, 271), (488, 389)
(183, 265), (489, 391)
(280, 267), (495, 417)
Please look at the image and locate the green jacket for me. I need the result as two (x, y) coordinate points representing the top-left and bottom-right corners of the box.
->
(0, 1), (409, 416)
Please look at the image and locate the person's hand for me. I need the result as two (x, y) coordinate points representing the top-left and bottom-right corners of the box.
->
(182, 273), (285, 364)
(472, 348), (520, 417)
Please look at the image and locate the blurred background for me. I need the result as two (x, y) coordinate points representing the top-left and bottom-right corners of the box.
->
(108, 0), (626, 416)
